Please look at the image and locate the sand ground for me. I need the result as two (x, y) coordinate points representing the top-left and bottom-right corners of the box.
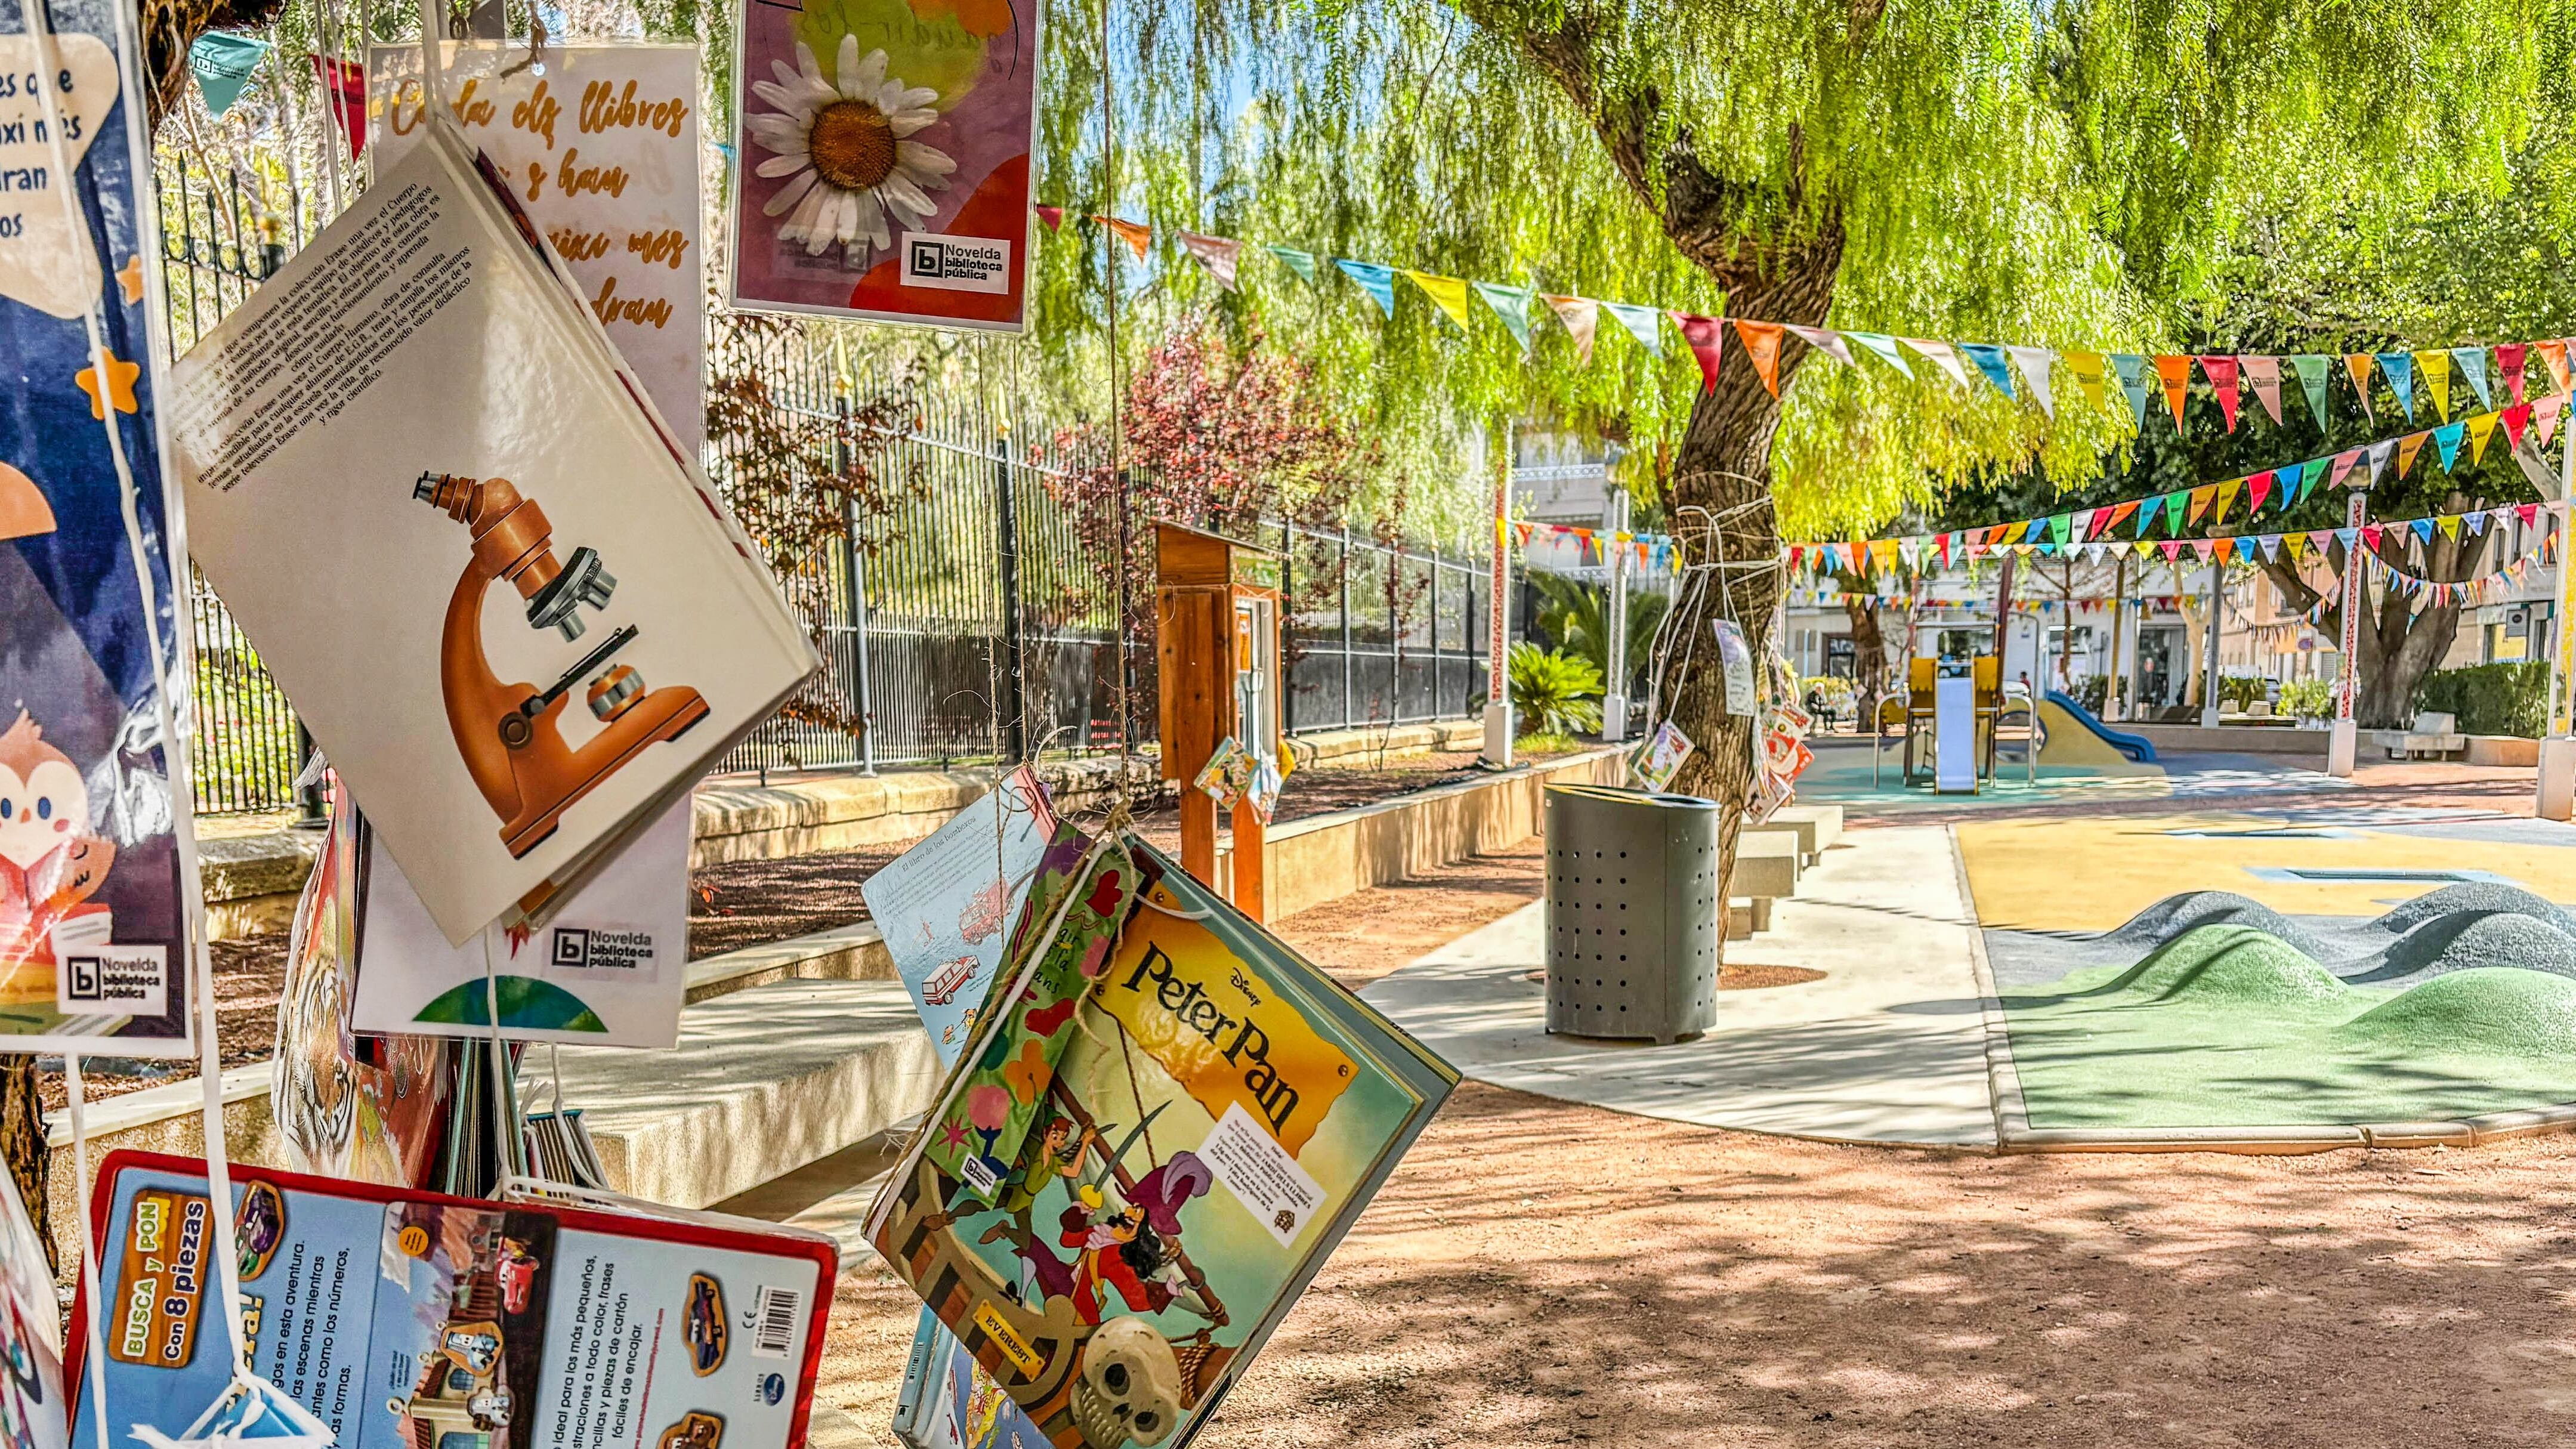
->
(824, 795), (2576, 1447)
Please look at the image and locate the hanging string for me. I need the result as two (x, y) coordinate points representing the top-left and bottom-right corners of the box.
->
(63, 1057), (116, 1449)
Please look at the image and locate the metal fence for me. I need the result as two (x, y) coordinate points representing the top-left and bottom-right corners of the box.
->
(153, 155), (1493, 812)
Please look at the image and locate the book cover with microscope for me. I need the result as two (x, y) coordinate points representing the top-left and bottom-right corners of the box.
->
(168, 116), (817, 946)
(0, 0), (206, 1055)
(864, 837), (1457, 1449)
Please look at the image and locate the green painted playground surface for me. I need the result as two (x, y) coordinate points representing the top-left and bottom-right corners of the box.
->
(1999, 925), (2576, 1129)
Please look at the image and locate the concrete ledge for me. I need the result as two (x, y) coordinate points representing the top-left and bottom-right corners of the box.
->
(684, 922), (893, 1001)
(197, 830), (323, 941)
(2467, 735), (2541, 767)
(2129, 723), (2330, 758)
(1283, 718), (1481, 770)
(1997, 1125), (2369, 1155)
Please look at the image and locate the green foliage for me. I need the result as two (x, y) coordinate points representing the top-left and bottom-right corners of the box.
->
(2279, 678), (2333, 719)
(2218, 673), (2269, 710)
(1515, 730), (1583, 755)
(2414, 662), (2547, 737)
(1530, 573), (1669, 700)
(1507, 642), (1605, 736)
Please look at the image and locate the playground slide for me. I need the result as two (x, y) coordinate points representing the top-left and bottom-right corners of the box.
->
(2039, 690), (2158, 763)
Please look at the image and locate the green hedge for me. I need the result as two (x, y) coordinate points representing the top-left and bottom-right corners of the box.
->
(2413, 661), (2547, 738)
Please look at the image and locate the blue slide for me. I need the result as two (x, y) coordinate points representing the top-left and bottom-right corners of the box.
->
(2042, 689), (2159, 762)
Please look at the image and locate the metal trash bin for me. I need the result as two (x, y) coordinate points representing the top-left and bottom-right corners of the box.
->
(1543, 783), (1722, 1043)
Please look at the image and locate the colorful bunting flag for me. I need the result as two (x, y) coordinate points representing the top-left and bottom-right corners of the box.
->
(2186, 484), (2217, 525)
(2498, 342), (2530, 406)
(2467, 410), (2499, 464)
(1407, 271), (1474, 329)
(2328, 451), (2359, 492)
(1735, 320), (1789, 396)
(2366, 438), (2395, 488)
(1179, 232), (1242, 291)
(314, 55), (368, 160)
(2153, 355), (2195, 428)
(1605, 302), (1665, 358)
(2292, 354), (2334, 428)
(2379, 352), (2417, 420)
(2064, 351), (2109, 410)
(2245, 470), (2275, 513)
(2346, 354), (2379, 419)
(1902, 338), (1973, 389)
(1672, 313), (1726, 393)
(2241, 355), (2283, 426)
(2414, 349), (2452, 420)
(191, 32), (272, 116)
(1959, 343), (2018, 398)
(1099, 216), (1153, 259)
(2112, 354), (2152, 429)
(1266, 245), (1318, 283)
(2398, 431), (2429, 477)
(2542, 341), (2572, 396)
(1545, 295), (1599, 362)
(1036, 205), (1065, 230)
(2452, 348), (2492, 410)
(2211, 478), (2241, 521)
(1472, 281), (1537, 350)
(2199, 354), (2242, 432)
(2503, 401), (2532, 452)
(1786, 325), (1854, 369)
(2432, 419), (2465, 471)
(1337, 259), (1398, 315)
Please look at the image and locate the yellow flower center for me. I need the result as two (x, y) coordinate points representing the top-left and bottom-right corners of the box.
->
(807, 100), (897, 191)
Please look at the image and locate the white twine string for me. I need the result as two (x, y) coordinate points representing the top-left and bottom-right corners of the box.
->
(63, 1057), (115, 1449)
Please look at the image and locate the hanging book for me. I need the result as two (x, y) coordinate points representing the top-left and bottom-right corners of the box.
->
(0, 0), (206, 1055)
(169, 118), (817, 945)
(865, 836), (1456, 1449)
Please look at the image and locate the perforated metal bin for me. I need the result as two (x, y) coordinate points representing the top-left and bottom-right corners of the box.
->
(1543, 783), (1723, 1043)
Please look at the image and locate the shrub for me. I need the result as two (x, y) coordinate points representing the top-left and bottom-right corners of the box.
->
(2278, 678), (2333, 719)
(2075, 675), (2109, 713)
(1508, 642), (1605, 737)
(2218, 673), (2269, 710)
(2414, 661), (2547, 737)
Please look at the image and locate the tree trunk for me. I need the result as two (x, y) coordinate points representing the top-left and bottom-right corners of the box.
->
(1654, 242), (1840, 946)
(1, 1058), (48, 1273)
(2257, 501), (2481, 728)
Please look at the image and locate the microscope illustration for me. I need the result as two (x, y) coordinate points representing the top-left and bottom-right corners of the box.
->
(415, 472), (710, 858)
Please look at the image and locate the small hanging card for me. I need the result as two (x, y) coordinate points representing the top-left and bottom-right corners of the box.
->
(1712, 619), (1758, 716)
(1632, 721), (1694, 793)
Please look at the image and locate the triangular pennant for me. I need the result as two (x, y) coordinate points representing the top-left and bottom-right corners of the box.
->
(2497, 343), (2529, 406)
(2211, 478), (2242, 521)
(2413, 518), (2437, 546)
(2212, 537), (2237, 564)
(2199, 354), (2243, 431)
(2300, 458), (2330, 499)
(2348, 526), (2371, 554)
(1845, 331), (1914, 379)
(313, 55), (368, 160)
(2135, 494), (2164, 535)
(2438, 514), (2461, 541)
(2522, 502), (2543, 529)
(1406, 271), (1474, 329)
(2153, 355), (2195, 428)
(2166, 492), (2194, 535)
(1472, 281), (1538, 350)
(2379, 351), (2417, 419)
(1786, 325), (1855, 369)
(2106, 499), (2139, 532)
(1959, 342), (2018, 398)
(2467, 410), (2500, 465)
(2328, 451), (2359, 491)
(2241, 355), (2284, 425)
(1901, 338), (1973, 389)
(1735, 319), (1789, 396)
(2503, 401), (2532, 451)
(1034, 205), (1065, 231)
(2186, 484), (2217, 525)
(2112, 354), (2153, 428)
(2398, 430), (2429, 477)
(2414, 349), (2453, 420)
(2063, 351), (2109, 409)
(1544, 296), (1601, 362)
(2192, 539), (2217, 561)
(1099, 216), (1153, 259)
(2541, 394), (2566, 449)
(2541, 340), (2572, 396)
(1336, 259), (1398, 316)
(1265, 244), (1318, 283)
(2466, 508), (2491, 536)
(2366, 438), (2395, 487)
(2260, 534), (2282, 563)
(2001, 346), (2056, 418)
(1179, 231), (1243, 291)
(191, 32), (273, 116)
(2451, 347), (2493, 409)
(2245, 470), (2275, 513)
(2346, 353), (2380, 418)
(1672, 313), (1726, 392)
(2432, 419), (2465, 471)
(1605, 302), (1666, 358)
(2292, 354), (2334, 428)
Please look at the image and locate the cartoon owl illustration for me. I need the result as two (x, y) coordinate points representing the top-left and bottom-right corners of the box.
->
(0, 710), (113, 980)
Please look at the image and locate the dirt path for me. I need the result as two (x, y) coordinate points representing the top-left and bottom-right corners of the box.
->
(823, 827), (2576, 1448)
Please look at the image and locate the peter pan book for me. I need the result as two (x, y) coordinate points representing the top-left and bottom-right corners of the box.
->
(864, 836), (1457, 1449)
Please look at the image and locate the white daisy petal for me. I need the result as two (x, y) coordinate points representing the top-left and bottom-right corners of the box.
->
(785, 183), (829, 238)
(856, 49), (889, 94)
(754, 153), (811, 178)
(879, 171), (936, 217)
(803, 193), (839, 255)
(762, 168), (821, 217)
(851, 189), (887, 251)
(746, 112), (808, 142)
(748, 81), (810, 120)
(835, 34), (861, 97)
(896, 141), (955, 177)
(770, 58), (801, 89)
(793, 42), (824, 86)
(887, 108), (938, 137)
(881, 84), (938, 112)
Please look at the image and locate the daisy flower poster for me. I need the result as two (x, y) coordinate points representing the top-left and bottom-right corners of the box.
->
(730, 0), (1040, 330)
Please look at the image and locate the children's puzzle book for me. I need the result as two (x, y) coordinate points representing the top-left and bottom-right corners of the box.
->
(169, 117), (814, 946)
(866, 836), (1457, 1449)
(0, 0), (204, 1056)
(72, 1153), (838, 1449)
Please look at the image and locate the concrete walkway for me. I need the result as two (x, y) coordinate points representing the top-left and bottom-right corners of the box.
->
(1360, 825), (1996, 1147)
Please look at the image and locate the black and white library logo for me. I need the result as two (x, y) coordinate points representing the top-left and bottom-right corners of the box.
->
(899, 232), (1012, 295)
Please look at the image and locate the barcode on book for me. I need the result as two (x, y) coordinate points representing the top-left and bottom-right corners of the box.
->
(751, 1284), (802, 1360)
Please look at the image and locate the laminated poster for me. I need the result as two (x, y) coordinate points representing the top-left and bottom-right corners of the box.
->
(2, 1160), (64, 1449)
(1712, 619), (1756, 717)
(0, 0), (200, 1055)
(728, 0), (1040, 329)
(73, 1154), (838, 1449)
(861, 764), (1070, 1065)
(350, 796), (696, 1047)
(1632, 721), (1692, 793)
(368, 42), (707, 455)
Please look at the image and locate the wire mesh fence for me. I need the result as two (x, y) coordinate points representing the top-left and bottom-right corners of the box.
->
(154, 155), (1493, 812)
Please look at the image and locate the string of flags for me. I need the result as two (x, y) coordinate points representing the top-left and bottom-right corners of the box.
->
(1508, 518), (1681, 574)
(1787, 400), (2569, 576)
(1796, 589), (2212, 610)
(1042, 207), (2576, 430)
(2358, 523), (2560, 612)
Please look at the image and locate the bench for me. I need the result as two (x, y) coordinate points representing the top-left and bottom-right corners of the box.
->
(1748, 804), (1843, 864)
(1726, 830), (1802, 937)
(2375, 710), (2469, 761)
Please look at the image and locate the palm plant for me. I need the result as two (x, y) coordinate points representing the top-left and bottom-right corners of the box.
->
(1531, 573), (1670, 701)
(1508, 642), (1605, 737)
